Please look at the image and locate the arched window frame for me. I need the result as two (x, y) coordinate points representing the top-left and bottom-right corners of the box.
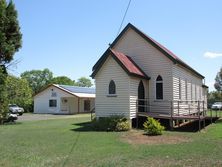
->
(138, 80), (145, 112)
(156, 75), (163, 100)
(108, 80), (117, 96)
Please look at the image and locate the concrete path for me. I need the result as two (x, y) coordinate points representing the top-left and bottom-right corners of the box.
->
(17, 113), (83, 122)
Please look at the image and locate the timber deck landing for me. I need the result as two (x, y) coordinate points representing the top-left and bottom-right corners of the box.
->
(138, 112), (208, 120)
(137, 111), (219, 131)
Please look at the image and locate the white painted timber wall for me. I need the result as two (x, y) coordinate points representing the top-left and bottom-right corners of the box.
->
(34, 86), (79, 114)
(172, 65), (207, 114)
(172, 65), (203, 101)
(34, 86), (95, 114)
(113, 28), (173, 114)
(95, 56), (131, 119)
(60, 97), (78, 114)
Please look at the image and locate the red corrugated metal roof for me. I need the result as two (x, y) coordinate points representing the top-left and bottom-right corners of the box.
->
(107, 23), (204, 79)
(110, 49), (148, 78)
(92, 23), (204, 79)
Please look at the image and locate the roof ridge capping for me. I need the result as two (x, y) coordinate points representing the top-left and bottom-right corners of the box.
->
(58, 84), (95, 89)
(109, 23), (205, 79)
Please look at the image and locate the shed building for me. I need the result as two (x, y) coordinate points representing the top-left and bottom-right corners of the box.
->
(34, 84), (95, 114)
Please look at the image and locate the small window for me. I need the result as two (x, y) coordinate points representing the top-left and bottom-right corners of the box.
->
(109, 80), (116, 94)
(195, 85), (197, 100)
(185, 80), (188, 101)
(191, 82), (193, 100)
(156, 75), (163, 100)
(49, 99), (57, 107)
(51, 92), (57, 97)
(84, 100), (90, 111)
(199, 86), (201, 100)
(179, 78), (181, 100)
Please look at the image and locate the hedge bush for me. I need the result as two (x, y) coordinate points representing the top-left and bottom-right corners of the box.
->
(92, 116), (130, 131)
(143, 117), (165, 135)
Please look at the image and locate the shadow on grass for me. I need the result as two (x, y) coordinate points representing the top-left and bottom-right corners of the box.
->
(71, 118), (222, 133)
(3, 121), (23, 126)
(70, 121), (97, 132)
(216, 118), (222, 124)
(71, 121), (120, 132)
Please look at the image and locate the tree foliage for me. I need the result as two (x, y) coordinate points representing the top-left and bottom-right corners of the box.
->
(0, 0), (22, 64)
(76, 77), (93, 87)
(21, 68), (53, 94)
(50, 76), (76, 86)
(214, 67), (222, 92)
(20, 68), (93, 95)
(0, 67), (8, 123)
(0, 0), (22, 123)
(6, 75), (33, 112)
(208, 91), (222, 106)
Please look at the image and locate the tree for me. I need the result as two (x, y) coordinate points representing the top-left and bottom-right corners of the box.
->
(6, 75), (33, 112)
(0, 67), (8, 123)
(76, 77), (93, 87)
(208, 91), (222, 106)
(21, 68), (53, 94)
(214, 67), (222, 92)
(0, 0), (22, 64)
(0, 0), (22, 123)
(50, 76), (76, 86)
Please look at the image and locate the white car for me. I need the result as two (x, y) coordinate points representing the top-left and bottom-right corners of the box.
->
(3, 113), (18, 123)
(9, 104), (24, 115)
(211, 102), (222, 110)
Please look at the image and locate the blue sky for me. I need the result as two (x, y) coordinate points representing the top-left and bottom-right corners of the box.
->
(12, 0), (222, 91)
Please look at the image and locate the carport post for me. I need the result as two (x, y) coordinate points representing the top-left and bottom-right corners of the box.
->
(78, 98), (80, 114)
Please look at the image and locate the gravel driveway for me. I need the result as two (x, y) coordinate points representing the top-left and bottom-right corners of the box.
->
(17, 113), (78, 122)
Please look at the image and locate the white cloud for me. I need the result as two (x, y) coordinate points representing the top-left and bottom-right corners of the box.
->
(204, 51), (222, 58)
(206, 81), (215, 92)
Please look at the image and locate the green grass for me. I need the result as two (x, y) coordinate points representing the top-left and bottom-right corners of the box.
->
(0, 114), (222, 167)
(207, 109), (222, 117)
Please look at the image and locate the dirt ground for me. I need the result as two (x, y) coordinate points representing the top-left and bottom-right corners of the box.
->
(121, 130), (191, 145)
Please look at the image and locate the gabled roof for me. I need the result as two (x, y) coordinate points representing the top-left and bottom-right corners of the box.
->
(93, 23), (204, 79)
(34, 84), (95, 98)
(91, 48), (150, 79)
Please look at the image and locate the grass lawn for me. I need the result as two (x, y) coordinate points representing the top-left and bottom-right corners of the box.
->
(0, 114), (222, 167)
(207, 109), (222, 118)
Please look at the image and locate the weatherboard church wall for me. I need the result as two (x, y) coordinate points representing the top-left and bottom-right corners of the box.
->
(94, 25), (207, 118)
(95, 55), (131, 119)
(113, 27), (174, 114)
(113, 28), (174, 102)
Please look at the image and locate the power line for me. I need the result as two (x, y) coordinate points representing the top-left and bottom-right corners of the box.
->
(116, 0), (132, 37)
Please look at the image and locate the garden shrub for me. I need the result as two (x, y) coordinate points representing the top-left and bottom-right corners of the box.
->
(143, 117), (165, 135)
(92, 116), (130, 131)
(116, 121), (130, 131)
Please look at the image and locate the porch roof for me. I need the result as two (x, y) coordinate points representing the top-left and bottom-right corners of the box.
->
(57, 85), (95, 98)
(34, 84), (95, 98)
(91, 48), (150, 79)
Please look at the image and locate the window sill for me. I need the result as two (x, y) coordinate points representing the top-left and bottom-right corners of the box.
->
(154, 99), (164, 102)
(107, 94), (117, 97)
